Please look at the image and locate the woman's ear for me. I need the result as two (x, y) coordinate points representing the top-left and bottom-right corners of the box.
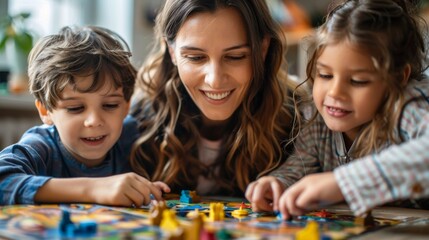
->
(261, 36), (270, 60)
(401, 64), (411, 86)
(35, 100), (54, 125)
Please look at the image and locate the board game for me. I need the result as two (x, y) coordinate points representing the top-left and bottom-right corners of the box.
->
(0, 192), (418, 240)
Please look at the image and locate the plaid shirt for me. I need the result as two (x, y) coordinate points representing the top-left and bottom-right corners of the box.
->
(270, 79), (429, 216)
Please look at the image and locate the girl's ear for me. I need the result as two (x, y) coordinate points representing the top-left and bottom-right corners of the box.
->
(401, 64), (411, 86)
(261, 36), (270, 60)
(35, 100), (54, 125)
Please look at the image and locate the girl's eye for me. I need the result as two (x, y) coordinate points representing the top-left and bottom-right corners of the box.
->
(66, 106), (84, 113)
(317, 73), (332, 79)
(103, 104), (119, 110)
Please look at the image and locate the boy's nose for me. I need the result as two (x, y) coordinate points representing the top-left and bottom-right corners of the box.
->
(84, 111), (104, 127)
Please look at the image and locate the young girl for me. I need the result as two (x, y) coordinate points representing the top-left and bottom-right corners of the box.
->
(130, 0), (298, 196)
(246, 0), (429, 217)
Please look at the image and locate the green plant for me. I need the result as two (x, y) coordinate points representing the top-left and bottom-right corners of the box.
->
(0, 12), (33, 55)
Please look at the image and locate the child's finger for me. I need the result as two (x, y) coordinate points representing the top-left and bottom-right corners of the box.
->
(153, 181), (171, 193)
(271, 181), (283, 211)
(124, 186), (146, 207)
(281, 184), (303, 217)
(252, 184), (274, 212)
(245, 181), (257, 201)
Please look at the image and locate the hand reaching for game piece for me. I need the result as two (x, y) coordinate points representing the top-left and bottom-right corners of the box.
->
(245, 176), (286, 212)
(88, 172), (171, 207)
(278, 172), (344, 220)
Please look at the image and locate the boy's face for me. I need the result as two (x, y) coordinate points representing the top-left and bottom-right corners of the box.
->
(42, 75), (129, 167)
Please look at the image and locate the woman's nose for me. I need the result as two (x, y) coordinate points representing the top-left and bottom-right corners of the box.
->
(204, 61), (225, 89)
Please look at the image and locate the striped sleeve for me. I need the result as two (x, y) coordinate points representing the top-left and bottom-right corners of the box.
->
(334, 89), (429, 216)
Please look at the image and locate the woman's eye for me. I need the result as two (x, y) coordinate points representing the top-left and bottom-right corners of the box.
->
(227, 55), (246, 61)
(185, 55), (205, 62)
(66, 106), (84, 113)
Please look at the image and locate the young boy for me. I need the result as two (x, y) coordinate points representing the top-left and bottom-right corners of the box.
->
(0, 26), (170, 206)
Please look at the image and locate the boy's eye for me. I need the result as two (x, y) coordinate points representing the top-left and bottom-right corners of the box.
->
(66, 106), (84, 113)
(103, 104), (119, 110)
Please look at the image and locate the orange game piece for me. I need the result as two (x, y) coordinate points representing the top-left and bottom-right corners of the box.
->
(313, 209), (332, 218)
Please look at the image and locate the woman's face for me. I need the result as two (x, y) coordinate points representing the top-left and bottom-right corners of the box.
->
(169, 7), (252, 124)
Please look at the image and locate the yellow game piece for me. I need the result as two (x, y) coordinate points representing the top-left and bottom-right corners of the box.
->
(186, 209), (207, 221)
(295, 220), (320, 240)
(149, 201), (167, 226)
(208, 202), (224, 222)
(160, 209), (180, 232)
(231, 203), (248, 218)
(160, 209), (185, 240)
(184, 209), (204, 240)
(355, 210), (375, 227)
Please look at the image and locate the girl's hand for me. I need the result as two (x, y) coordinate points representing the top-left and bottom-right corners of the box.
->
(88, 172), (170, 207)
(245, 176), (285, 212)
(278, 172), (344, 220)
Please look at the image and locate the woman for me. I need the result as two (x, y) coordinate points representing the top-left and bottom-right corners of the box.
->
(130, 0), (298, 196)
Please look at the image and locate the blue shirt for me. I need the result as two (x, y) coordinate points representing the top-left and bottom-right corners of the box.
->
(0, 115), (138, 204)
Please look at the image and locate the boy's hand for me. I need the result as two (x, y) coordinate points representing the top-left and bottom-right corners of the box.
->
(245, 176), (285, 212)
(278, 172), (344, 220)
(88, 172), (170, 207)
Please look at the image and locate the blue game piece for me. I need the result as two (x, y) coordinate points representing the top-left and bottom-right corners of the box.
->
(59, 210), (74, 234)
(180, 190), (193, 203)
(76, 220), (97, 235)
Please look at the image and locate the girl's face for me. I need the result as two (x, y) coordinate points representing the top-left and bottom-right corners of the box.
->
(169, 8), (252, 125)
(313, 40), (387, 141)
(43, 76), (129, 167)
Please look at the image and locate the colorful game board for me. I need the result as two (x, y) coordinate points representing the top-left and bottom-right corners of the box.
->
(0, 194), (416, 240)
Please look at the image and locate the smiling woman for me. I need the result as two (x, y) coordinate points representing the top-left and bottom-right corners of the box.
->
(129, 0), (302, 197)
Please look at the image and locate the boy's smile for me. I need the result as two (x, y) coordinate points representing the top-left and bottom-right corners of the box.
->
(43, 75), (129, 167)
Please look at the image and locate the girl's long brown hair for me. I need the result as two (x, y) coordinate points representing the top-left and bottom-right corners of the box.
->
(294, 0), (427, 158)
